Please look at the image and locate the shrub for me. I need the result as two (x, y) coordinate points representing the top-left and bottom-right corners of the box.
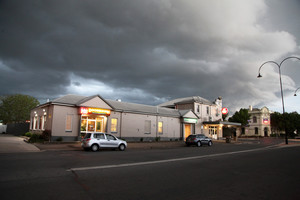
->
(28, 134), (43, 143)
(42, 130), (51, 141)
(24, 132), (32, 137)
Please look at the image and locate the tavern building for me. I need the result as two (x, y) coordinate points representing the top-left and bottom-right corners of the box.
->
(30, 94), (240, 142)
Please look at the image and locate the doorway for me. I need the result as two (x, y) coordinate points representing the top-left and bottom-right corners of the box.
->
(184, 124), (192, 140)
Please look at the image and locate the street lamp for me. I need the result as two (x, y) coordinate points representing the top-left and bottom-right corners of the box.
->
(294, 87), (300, 96)
(257, 56), (300, 145)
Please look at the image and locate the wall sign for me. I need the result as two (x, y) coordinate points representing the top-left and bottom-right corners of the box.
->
(221, 107), (229, 115)
(80, 107), (111, 115)
(183, 118), (198, 123)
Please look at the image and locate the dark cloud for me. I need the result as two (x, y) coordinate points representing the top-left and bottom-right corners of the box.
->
(0, 0), (300, 113)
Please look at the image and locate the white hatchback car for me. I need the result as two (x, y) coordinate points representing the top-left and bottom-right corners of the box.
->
(81, 133), (127, 151)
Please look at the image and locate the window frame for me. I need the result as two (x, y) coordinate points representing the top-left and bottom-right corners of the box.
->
(144, 120), (151, 134)
(111, 118), (118, 133)
(65, 114), (73, 132)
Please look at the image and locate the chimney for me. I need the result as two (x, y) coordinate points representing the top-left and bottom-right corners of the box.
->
(249, 105), (253, 111)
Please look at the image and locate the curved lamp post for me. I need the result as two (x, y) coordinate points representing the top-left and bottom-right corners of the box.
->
(294, 87), (300, 96)
(257, 56), (300, 145)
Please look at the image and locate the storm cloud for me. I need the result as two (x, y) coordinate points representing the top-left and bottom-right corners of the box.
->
(1, 0), (300, 113)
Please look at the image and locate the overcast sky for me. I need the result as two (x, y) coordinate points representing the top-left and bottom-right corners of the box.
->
(1, 0), (300, 114)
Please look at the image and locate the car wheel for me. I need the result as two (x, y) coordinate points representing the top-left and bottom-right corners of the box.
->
(91, 144), (99, 152)
(197, 141), (202, 147)
(119, 144), (126, 151)
(208, 141), (213, 146)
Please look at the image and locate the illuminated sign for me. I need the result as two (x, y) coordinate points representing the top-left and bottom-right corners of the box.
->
(183, 118), (198, 123)
(221, 107), (229, 115)
(263, 118), (269, 124)
(80, 107), (111, 115)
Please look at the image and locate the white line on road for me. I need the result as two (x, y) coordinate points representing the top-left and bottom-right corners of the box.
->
(67, 146), (278, 172)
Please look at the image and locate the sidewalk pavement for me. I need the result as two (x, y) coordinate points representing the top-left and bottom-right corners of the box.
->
(32, 139), (228, 151)
(8, 135), (300, 152)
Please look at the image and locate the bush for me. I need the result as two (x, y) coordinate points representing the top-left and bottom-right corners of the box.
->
(24, 132), (32, 137)
(42, 130), (51, 141)
(28, 133), (43, 143)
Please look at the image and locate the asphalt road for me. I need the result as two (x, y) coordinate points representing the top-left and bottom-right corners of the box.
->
(0, 137), (299, 200)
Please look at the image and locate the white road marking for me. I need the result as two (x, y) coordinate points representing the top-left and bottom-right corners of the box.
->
(67, 146), (277, 172)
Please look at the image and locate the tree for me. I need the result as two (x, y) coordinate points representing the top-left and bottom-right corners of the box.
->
(271, 112), (300, 138)
(0, 94), (39, 124)
(228, 108), (250, 126)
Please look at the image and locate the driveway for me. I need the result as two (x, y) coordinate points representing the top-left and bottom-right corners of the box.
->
(0, 134), (40, 153)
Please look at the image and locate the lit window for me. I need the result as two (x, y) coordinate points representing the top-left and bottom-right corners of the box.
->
(111, 118), (118, 133)
(158, 122), (163, 134)
(65, 115), (73, 131)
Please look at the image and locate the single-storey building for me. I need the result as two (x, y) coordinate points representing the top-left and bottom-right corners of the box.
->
(30, 94), (240, 142)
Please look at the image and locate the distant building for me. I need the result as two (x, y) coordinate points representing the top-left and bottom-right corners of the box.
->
(30, 94), (240, 142)
(244, 106), (272, 137)
(159, 96), (241, 139)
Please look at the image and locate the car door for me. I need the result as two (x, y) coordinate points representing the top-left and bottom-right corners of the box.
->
(94, 133), (106, 147)
(200, 135), (209, 145)
(104, 134), (119, 148)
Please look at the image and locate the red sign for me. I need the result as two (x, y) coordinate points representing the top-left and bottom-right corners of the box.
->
(221, 107), (228, 115)
(80, 107), (111, 115)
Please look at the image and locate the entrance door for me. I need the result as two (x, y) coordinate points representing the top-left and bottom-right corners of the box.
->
(184, 124), (192, 140)
(87, 120), (96, 132)
(264, 127), (268, 137)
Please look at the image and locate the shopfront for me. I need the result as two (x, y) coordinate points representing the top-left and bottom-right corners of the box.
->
(80, 107), (111, 135)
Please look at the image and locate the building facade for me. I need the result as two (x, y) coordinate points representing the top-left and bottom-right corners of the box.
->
(30, 94), (240, 142)
(244, 106), (272, 137)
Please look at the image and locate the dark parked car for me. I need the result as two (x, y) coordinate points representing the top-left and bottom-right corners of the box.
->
(186, 134), (213, 147)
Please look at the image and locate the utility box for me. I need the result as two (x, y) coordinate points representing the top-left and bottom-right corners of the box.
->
(0, 125), (7, 134)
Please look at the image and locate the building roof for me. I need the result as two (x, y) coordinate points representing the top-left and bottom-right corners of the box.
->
(106, 100), (180, 117)
(44, 94), (181, 117)
(52, 94), (87, 105)
(158, 96), (213, 108)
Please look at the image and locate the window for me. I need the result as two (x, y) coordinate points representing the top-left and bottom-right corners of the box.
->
(197, 105), (200, 113)
(94, 133), (105, 139)
(255, 127), (258, 134)
(39, 116), (43, 130)
(42, 115), (46, 130)
(158, 122), (163, 134)
(111, 118), (118, 133)
(65, 115), (73, 131)
(34, 116), (38, 130)
(106, 134), (116, 140)
(253, 116), (257, 123)
(206, 106), (209, 115)
(145, 120), (151, 134)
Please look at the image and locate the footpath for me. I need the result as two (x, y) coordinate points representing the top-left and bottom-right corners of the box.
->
(33, 137), (300, 151)
(33, 140), (230, 151)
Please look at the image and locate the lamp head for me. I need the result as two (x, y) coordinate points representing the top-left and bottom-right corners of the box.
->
(257, 73), (262, 78)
